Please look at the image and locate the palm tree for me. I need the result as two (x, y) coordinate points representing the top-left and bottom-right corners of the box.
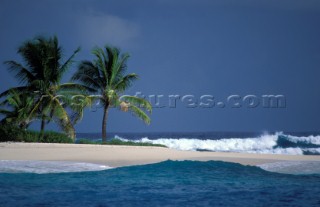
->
(1, 36), (83, 140)
(0, 91), (36, 129)
(72, 46), (152, 142)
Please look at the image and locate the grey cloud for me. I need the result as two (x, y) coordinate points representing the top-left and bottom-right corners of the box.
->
(76, 12), (140, 49)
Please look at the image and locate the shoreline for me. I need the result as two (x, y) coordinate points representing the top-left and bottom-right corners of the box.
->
(1, 142), (319, 167)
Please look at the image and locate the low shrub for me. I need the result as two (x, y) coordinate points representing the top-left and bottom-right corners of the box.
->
(0, 123), (25, 142)
(106, 138), (166, 147)
(23, 130), (40, 142)
(41, 131), (73, 143)
(77, 138), (166, 147)
(77, 139), (101, 144)
(0, 123), (73, 143)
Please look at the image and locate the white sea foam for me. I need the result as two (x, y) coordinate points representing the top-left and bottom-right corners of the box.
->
(258, 161), (320, 174)
(286, 134), (320, 144)
(115, 133), (320, 155)
(0, 160), (112, 174)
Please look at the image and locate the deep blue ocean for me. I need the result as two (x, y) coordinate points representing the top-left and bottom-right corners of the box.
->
(1, 131), (320, 206)
(0, 160), (320, 207)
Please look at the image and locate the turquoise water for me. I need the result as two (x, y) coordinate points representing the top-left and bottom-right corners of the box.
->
(1, 160), (320, 207)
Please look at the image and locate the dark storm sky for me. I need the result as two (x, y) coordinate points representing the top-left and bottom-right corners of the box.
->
(1, 0), (320, 133)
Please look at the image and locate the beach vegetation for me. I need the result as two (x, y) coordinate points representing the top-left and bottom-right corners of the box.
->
(72, 46), (152, 142)
(0, 36), (152, 144)
(0, 123), (73, 143)
(0, 36), (87, 141)
(0, 91), (36, 129)
(77, 138), (166, 147)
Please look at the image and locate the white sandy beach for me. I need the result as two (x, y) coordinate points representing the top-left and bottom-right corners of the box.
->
(0, 142), (319, 167)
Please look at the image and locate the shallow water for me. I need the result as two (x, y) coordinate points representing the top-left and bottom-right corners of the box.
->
(0, 160), (319, 207)
(0, 160), (111, 174)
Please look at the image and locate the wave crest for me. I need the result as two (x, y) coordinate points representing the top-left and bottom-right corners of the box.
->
(115, 133), (320, 155)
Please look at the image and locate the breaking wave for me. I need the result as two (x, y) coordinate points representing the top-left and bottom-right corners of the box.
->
(0, 160), (112, 174)
(115, 132), (320, 155)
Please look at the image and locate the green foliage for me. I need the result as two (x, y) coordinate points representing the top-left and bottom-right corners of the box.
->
(1, 35), (83, 140)
(77, 138), (166, 148)
(78, 139), (94, 144)
(0, 123), (73, 143)
(72, 46), (152, 141)
(41, 131), (74, 143)
(23, 131), (40, 142)
(77, 139), (101, 144)
(1, 37), (152, 142)
(0, 91), (36, 129)
(0, 123), (25, 142)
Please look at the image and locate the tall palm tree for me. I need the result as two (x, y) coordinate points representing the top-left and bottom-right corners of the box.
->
(72, 46), (152, 142)
(1, 36), (83, 140)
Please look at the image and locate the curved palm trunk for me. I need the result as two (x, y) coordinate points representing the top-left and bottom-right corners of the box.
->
(102, 104), (109, 143)
(68, 125), (76, 142)
(39, 116), (46, 140)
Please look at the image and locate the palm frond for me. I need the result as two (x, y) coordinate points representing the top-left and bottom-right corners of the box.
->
(59, 47), (81, 79)
(128, 105), (151, 125)
(49, 97), (75, 138)
(0, 87), (30, 98)
(105, 46), (119, 84)
(59, 83), (96, 93)
(31, 80), (49, 92)
(18, 39), (43, 76)
(111, 53), (130, 84)
(4, 61), (35, 84)
(0, 108), (11, 116)
(114, 73), (138, 92)
(28, 94), (47, 121)
(92, 47), (108, 83)
(0, 91), (37, 128)
(72, 61), (104, 90)
(120, 95), (152, 112)
(68, 94), (98, 124)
